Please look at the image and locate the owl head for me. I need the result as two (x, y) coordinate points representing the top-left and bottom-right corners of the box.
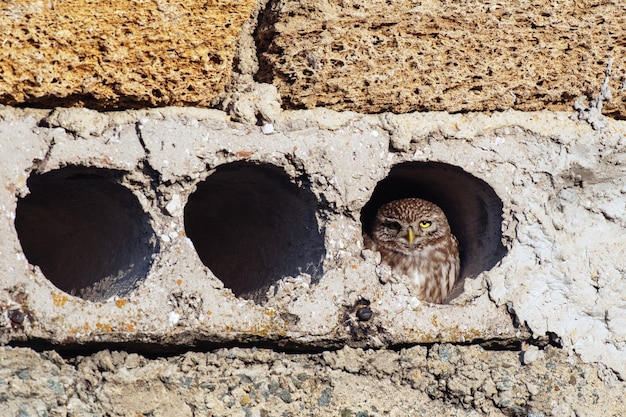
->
(371, 198), (452, 255)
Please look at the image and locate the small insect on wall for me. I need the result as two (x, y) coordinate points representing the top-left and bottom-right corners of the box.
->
(14, 166), (159, 302)
(361, 161), (507, 300)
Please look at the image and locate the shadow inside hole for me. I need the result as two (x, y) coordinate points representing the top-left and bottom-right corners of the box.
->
(361, 161), (506, 296)
(184, 162), (326, 303)
(14, 166), (158, 302)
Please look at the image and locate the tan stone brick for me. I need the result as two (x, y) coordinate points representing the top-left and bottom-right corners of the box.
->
(257, 0), (626, 118)
(0, 0), (255, 109)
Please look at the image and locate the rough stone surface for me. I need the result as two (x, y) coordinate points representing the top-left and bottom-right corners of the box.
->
(256, 0), (626, 118)
(0, 105), (526, 353)
(3, 0), (625, 118)
(0, 0), (256, 109)
(0, 106), (625, 390)
(1, 3), (625, 416)
(1, 344), (625, 416)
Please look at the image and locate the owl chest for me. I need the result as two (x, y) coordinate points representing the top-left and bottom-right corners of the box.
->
(407, 267), (428, 289)
(384, 249), (433, 284)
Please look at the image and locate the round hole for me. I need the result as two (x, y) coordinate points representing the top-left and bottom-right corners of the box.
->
(361, 161), (506, 297)
(184, 162), (326, 302)
(14, 166), (158, 302)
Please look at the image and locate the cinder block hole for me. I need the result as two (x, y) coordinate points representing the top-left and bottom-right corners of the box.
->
(14, 166), (158, 302)
(184, 162), (325, 302)
(361, 161), (506, 298)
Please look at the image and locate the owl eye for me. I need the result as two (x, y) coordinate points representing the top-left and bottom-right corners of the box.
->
(419, 220), (432, 228)
(383, 221), (402, 231)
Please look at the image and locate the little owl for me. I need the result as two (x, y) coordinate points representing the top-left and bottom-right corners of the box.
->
(368, 198), (460, 303)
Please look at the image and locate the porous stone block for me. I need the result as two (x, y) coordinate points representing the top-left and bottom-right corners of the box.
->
(0, 0), (256, 109)
(257, 0), (626, 117)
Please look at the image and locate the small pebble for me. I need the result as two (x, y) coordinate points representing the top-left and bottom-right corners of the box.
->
(8, 310), (25, 325)
(522, 345), (540, 365)
(261, 123), (274, 134)
(165, 194), (182, 217)
(169, 311), (180, 326)
(356, 306), (373, 321)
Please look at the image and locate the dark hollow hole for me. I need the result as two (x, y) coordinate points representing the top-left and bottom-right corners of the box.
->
(184, 162), (326, 303)
(361, 161), (506, 299)
(14, 166), (158, 302)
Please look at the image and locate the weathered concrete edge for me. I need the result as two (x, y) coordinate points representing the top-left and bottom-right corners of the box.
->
(0, 105), (624, 378)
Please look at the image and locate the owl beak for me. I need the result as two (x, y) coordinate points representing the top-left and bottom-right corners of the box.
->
(407, 226), (415, 244)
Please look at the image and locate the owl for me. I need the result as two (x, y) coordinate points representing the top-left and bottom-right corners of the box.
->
(368, 198), (460, 303)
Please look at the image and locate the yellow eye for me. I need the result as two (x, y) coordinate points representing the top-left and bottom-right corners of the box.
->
(419, 220), (431, 229)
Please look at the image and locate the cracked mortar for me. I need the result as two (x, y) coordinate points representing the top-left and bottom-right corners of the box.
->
(0, 344), (624, 416)
(0, 105), (625, 415)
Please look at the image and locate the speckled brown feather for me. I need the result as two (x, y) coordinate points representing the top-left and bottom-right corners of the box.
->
(368, 198), (460, 303)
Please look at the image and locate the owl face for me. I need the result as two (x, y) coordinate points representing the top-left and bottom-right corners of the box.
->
(371, 198), (452, 256)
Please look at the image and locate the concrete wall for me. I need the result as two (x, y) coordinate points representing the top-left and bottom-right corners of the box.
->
(0, 1), (625, 416)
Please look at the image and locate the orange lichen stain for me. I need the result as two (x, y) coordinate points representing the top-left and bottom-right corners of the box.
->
(126, 323), (136, 332)
(95, 322), (112, 332)
(115, 299), (127, 308)
(236, 150), (253, 158)
(176, 278), (183, 286)
(431, 314), (439, 327)
(52, 293), (68, 307)
(83, 322), (90, 331)
(461, 328), (482, 340)
(255, 322), (286, 338)
(240, 393), (251, 406)
(264, 310), (275, 317)
(351, 264), (358, 269)
(206, 310), (212, 316)
(444, 325), (482, 342)
(406, 328), (437, 344)
(253, 327), (270, 338)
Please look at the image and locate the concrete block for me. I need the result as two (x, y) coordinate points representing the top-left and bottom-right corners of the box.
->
(1, 106), (625, 382)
